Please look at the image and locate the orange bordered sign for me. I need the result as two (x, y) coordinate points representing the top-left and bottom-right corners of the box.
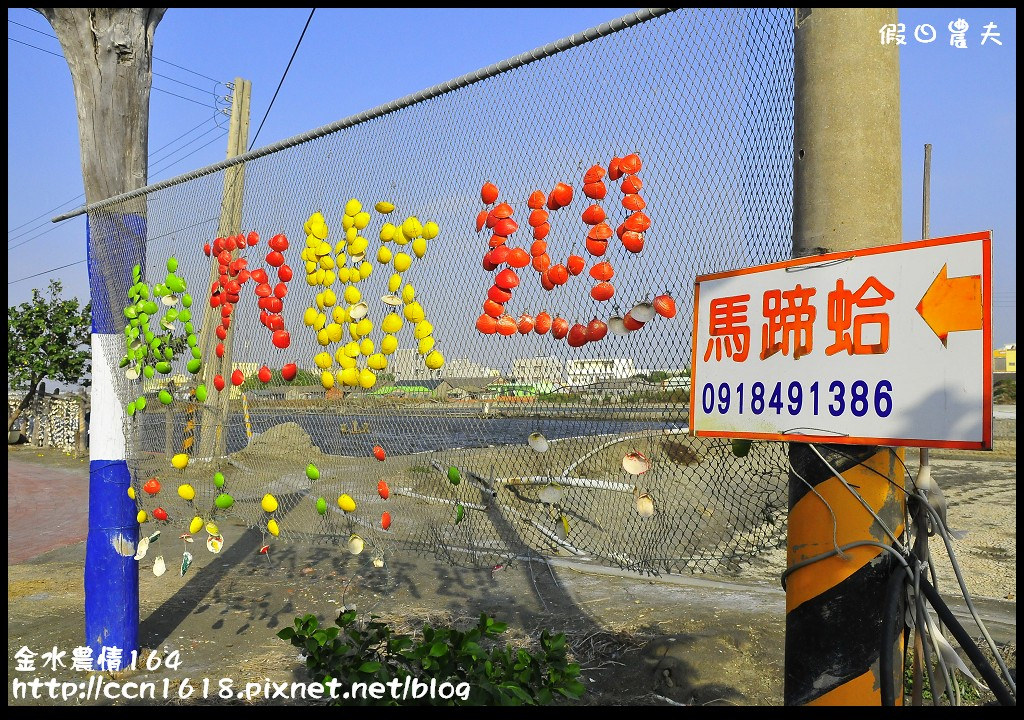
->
(690, 231), (993, 449)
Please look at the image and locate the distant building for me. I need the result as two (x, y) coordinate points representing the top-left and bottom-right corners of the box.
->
(994, 344), (1016, 373)
(662, 376), (691, 392)
(436, 377), (504, 400)
(510, 356), (564, 385)
(565, 358), (637, 387)
(442, 357), (501, 379)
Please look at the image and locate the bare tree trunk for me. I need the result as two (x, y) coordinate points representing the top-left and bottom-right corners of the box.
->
(35, 8), (165, 208)
(7, 378), (41, 433)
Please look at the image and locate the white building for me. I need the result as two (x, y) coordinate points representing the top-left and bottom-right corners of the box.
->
(510, 356), (564, 385)
(442, 357), (501, 379)
(565, 358), (637, 387)
(392, 349), (500, 380)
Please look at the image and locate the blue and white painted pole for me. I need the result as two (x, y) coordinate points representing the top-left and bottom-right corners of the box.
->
(85, 213), (145, 662)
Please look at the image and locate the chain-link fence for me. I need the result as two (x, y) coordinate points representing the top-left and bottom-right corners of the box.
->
(88, 8), (794, 576)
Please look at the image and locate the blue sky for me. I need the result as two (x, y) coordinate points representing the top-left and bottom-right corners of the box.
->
(7, 8), (1016, 352)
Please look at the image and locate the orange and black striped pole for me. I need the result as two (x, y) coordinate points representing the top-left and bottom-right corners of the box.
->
(787, 8), (904, 705)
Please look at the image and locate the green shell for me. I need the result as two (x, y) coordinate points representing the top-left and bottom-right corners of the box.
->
(143, 365), (156, 379)
(178, 309), (191, 323)
(448, 466), (461, 485)
(142, 301), (159, 316)
(166, 275), (186, 293)
(167, 257), (179, 273)
(316, 497), (328, 515)
(158, 389), (173, 405)
(212, 471), (225, 488)
(306, 464), (320, 481)
(155, 361), (172, 375)
(195, 384), (208, 402)
(136, 396), (147, 412)
(187, 358), (202, 374)
(181, 293), (192, 308)
(126, 401), (137, 416)
(215, 493), (234, 509)
(190, 346), (202, 360)
(455, 504), (465, 524)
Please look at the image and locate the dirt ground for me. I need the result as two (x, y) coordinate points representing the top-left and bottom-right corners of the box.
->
(7, 415), (1017, 706)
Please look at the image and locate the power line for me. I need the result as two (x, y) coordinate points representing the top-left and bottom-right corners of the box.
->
(9, 17), (221, 85)
(248, 8), (316, 151)
(8, 260), (87, 286)
(149, 130), (229, 180)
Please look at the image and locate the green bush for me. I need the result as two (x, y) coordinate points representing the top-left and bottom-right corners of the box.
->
(278, 610), (585, 706)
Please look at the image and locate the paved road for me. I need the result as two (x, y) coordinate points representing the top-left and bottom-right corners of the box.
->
(994, 404), (1015, 420)
(7, 457), (88, 564)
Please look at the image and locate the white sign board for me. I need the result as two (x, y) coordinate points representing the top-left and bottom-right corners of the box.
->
(690, 232), (992, 449)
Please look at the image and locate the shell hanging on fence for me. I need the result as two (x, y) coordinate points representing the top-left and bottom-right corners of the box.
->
(206, 534), (224, 554)
(180, 551), (193, 577)
(538, 483), (562, 505)
(528, 432), (549, 453)
(622, 452), (651, 475)
(347, 534), (365, 555)
(634, 490), (655, 518)
(316, 497), (328, 515)
(134, 535), (150, 561)
(153, 556), (166, 577)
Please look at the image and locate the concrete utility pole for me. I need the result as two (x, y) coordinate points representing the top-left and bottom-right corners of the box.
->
(195, 77), (251, 459)
(786, 8), (904, 705)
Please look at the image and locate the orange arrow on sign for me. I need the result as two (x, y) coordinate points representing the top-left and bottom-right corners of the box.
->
(915, 263), (982, 347)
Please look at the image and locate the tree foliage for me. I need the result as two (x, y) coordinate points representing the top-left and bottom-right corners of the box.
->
(7, 280), (91, 430)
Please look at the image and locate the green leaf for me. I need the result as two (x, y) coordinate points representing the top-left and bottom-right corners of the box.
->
(358, 661), (382, 673)
(277, 627), (295, 640)
(429, 641), (447, 657)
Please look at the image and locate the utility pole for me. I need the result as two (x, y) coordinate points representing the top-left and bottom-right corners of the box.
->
(786, 8), (904, 705)
(196, 77), (251, 459)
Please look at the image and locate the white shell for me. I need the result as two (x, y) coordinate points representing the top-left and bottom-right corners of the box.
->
(347, 534), (364, 555)
(152, 555), (166, 577)
(631, 302), (656, 323)
(381, 294), (403, 307)
(161, 294), (179, 306)
(125, 367), (140, 380)
(608, 316), (628, 336)
(528, 432), (549, 453)
(348, 302), (369, 320)
(622, 452), (651, 475)
(206, 534), (223, 554)
(349, 252), (365, 264)
(538, 483), (562, 505)
(372, 556), (385, 568)
(635, 494), (655, 518)
(160, 317), (175, 331)
(134, 535), (150, 560)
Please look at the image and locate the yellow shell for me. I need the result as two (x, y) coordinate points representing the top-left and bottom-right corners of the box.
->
(338, 354), (357, 370)
(367, 353), (388, 370)
(261, 494), (279, 513)
(344, 198), (362, 217)
(355, 318), (372, 337)
(377, 246), (393, 264)
(402, 217), (423, 239)
(404, 302), (425, 323)
(401, 283), (416, 303)
(171, 453), (189, 470)
(127, 486), (136, 500)
(375, 201), (395, 214)
(353, 211), (371, 230)
(380, 223), (396, 242)
(393, 253), (412, 273)
(303, 307), (318, 326)
(137, 510), (148, 523)
(267, 519), (280, 537)
(412, 237), (427, 259)
(422, 221), (440, 240)
(177, 484), (196, 501)
(417, 336), (435, 355)
(358, 368), (376, 389)
(341, 367), (360, 387)
(381, 334), (398, 355)
(359, 338), (375, 356)
(326, 323), (343, 343)
(206, 522), (219, 536)
(321, 370), (335, 389)
(425, 351), (445, 370)
(189, 516), (204, 534)
(315, 352), (333, 369)
(414, 320), (434, 340)
(337, 494), (356, 513)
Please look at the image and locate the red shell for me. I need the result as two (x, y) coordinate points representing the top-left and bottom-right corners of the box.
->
(476, 313), (498, 334)
(214, 375), (226, 392)
(517, 314), (535, 334)
(378, 480), (390, 500)
(540, 270), (555, 291)
(532, 223), (550, 241)
(581, 205), (606, 225)
(534, 311), (552, 335)
(591, 282), (615, 301)
(258, 366), (273, 383)
(143, 478), (161, 495)
(488, 285), (512, 303)
(215, 342), (225, 358)
(583, 164), (607, 183)
(621, 231), (645, 254)
(566, 255), (585, 276)
(250, 268), (269, 284)
(589, 262), (614, 282)
(586, 318), (609, 342)
(231, 369), (245, 386)
(488, 235), (508, 248)
(621, 175), (643, 194)
(548, 182), (573, 209)
(551, 316), (569, 339)
(623, 312), (645, 331)
(530, 240), (548, 257)
(624, 212), (651, 233)
(531, 253), (551, 273)
(528, 210), (549, 228)
(492, 218), (519, 237)
(585, 237), (608, 257)
(203, 242), (212, 257)
(481, 182), (499, 204)
(608, 157), (623, 181)
(489, 244), (510, 265)
(476, 210), (488, 233)
(588, 222), (613, 241)
(281, 363), (298, 381)
(567, 323), (589, 348)
(527, 190), (546, 209)
(495, 268), (520, 290)
(215, 325), (227, 341)
(491, 202), (514, 219)
(622, 194), (646, 211)
(247, 231), (261, 247)
(268, 233), (288, 251)
(619, 153), (642, 174)
(654, 294), (678, 319)
(373, 445), (386, 462)
(583, 182), (607, 200)
(548, 264), (569, 286)
(266, 251), (285, 268)
(255, 283), (272, 298)
(506, 247), (531, 269)
(483, 299), (504, 318)
(381, 512), (392, 531)
(274, 282), (288, 299)
(278, 265), (293, 282)
(496, 315), (517, 336)
(152, 507), (169, 522)
(272, 330), (291, 349)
